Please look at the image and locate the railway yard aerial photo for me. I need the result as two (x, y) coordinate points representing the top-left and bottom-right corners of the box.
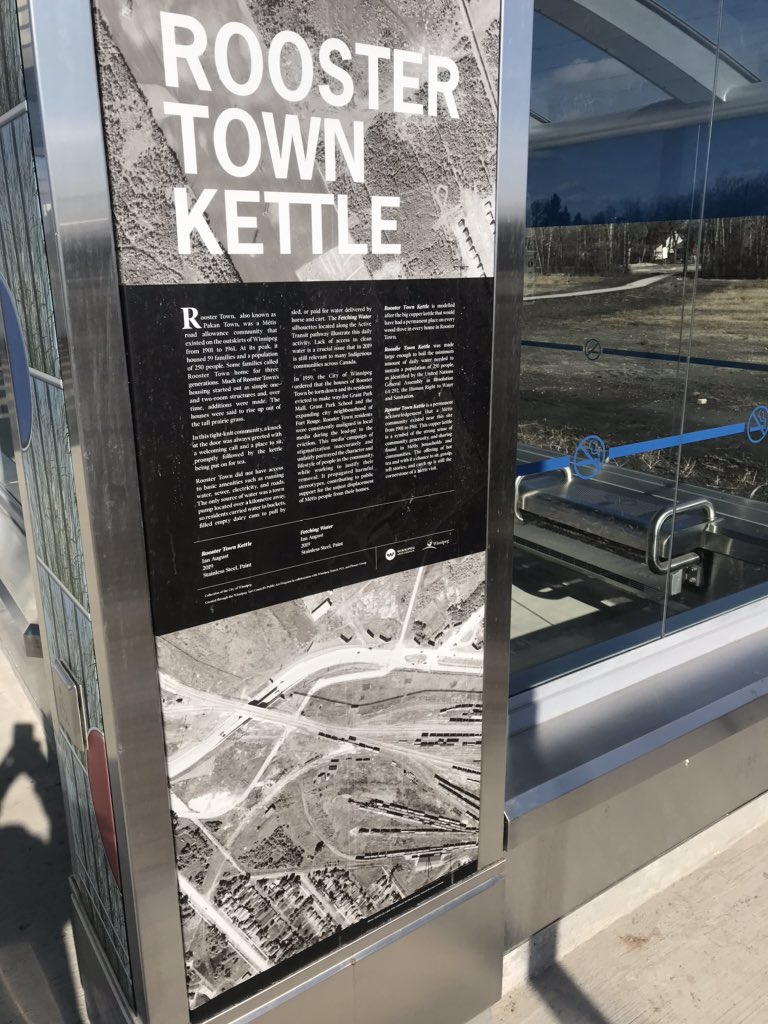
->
(158, 553), (485, 1006)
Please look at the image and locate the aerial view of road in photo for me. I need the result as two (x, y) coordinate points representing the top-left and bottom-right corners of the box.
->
(159, 552), (485, 1007)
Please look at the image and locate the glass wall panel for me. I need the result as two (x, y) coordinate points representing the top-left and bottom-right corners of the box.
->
(511, 9), (719, 691)
(667, 0), (768, 630)
(0, 0), (24, 115)
(660, 1), (768, 79)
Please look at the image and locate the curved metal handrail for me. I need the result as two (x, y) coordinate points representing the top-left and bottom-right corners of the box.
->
(647, 498), (716, 575)
(515, 466), (573, 523)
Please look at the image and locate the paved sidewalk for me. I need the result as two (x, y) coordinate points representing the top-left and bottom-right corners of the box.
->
(494, 815), (768, 1023)
(0, 645), (87, 1024)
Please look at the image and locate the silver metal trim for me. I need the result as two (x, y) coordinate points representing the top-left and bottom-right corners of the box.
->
(504, 689), (768, 948)
(0, 100), (27, 129)
(479, 0), (534, 869)
(23, 2), (189, 1020)
(509, 674), (768, 824)
(506, 669), (768, 839)
(52, 657), (87, 753)
(23, 621), (42, 658)
(0, 483), (24, 530)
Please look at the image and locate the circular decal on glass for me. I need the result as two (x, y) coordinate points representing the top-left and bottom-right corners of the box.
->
(584, 339), (602, 361)
(746, 405), (768, 445)
(573, 434), (607, 480)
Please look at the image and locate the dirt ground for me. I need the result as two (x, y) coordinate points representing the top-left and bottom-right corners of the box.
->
(519, 275), (768, 497)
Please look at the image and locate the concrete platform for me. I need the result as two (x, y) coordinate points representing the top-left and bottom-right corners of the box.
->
(495, 814), (768, 1023)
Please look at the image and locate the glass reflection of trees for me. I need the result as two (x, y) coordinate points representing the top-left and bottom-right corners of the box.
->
(514, 20), (768, 686)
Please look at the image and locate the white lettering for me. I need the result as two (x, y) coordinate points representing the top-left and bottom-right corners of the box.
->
(213, 108), (262, 178)
(263, 191), (294, 255)
(393, 49), (423, 115)
(354, 43), (390, 110)
(262, 112), (320, 181)
(163, 102), (209, 174)
(428, 55), (459, 118)
(371, 196), (401, 254)
(268, 30), (313, 102)
(318, 38), (354, 107)
(181, 306), (201, 330)
(323, 118), (364, 183)
(263, 191), (333, 254)
(336, 195), (367, 255)
(214, 22), (264, 96)
(224, 190), (264, 254)
(160, 12), (210, 91)
(174, 188), (222, 254)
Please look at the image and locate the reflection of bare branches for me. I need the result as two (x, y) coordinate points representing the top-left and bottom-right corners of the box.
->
(640, 449), (663, 472)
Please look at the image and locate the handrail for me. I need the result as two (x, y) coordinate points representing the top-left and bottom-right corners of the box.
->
(647, 498), (716, 575)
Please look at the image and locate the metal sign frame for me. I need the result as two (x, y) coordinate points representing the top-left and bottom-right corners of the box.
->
(19, 0), (533, 1019)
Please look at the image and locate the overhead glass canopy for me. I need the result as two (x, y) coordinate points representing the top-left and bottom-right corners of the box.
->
(530, 0), (768, 149)
(531, 14), (669, 123)
(658, 0), (768, 79)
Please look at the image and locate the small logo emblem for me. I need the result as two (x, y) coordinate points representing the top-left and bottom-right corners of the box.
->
(385, 548), (397, 562)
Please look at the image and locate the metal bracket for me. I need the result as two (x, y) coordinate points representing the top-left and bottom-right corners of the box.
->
(647, 498), (716, 575)
(52, 659), (87, 755)
(23, 622), (43, 658)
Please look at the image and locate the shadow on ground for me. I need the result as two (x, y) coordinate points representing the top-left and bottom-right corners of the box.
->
(0, 722), (84, 1024)
(520, 845), (623, 1024)
(509, 719), (652, 1024)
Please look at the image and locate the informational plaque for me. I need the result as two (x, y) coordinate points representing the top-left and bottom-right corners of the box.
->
(92, 0), (500, 1010)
